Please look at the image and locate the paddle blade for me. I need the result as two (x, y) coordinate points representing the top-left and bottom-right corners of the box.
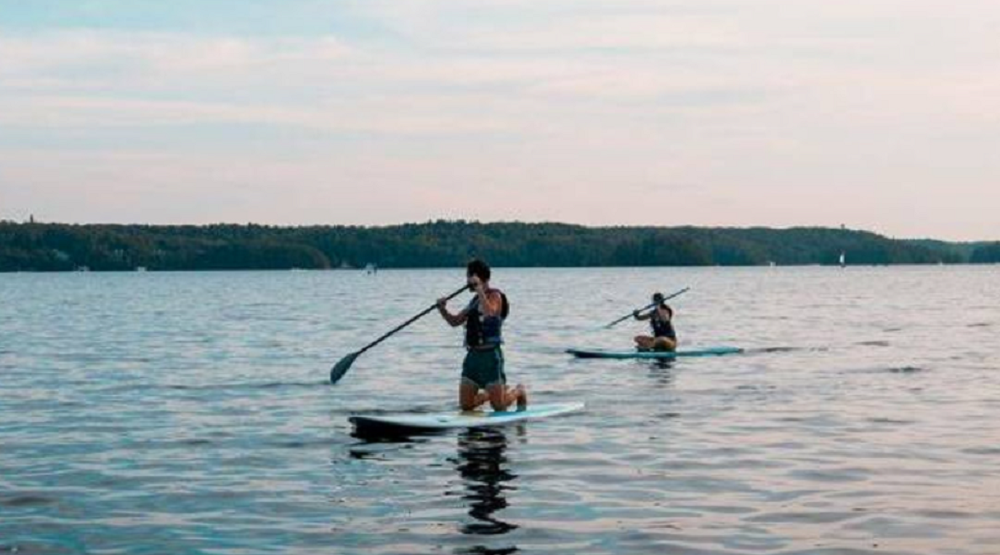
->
(330, 351), (360, 384)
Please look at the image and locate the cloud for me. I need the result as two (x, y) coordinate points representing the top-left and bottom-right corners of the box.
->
(0, 27), (778, 137)
(0, 31), (353, 80)
(0, 94), (524, 136)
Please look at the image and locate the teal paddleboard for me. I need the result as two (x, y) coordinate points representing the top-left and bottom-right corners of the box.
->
(567, 347), (742, 359)
(351, 402), (584, 435)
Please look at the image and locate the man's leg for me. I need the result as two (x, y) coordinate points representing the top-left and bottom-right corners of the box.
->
(635, 335), (654, 350)
(652, 337), (677, 351)
(459, 380), (489, 411)
(486, 383), (528, 411)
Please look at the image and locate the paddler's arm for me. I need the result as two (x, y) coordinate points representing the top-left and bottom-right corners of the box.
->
(437, 297), (467, 327)
(633, 309), (652, 321)
(471, 276), (502, 317)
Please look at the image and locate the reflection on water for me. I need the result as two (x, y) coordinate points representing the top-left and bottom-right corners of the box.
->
(648, 359), (676, 386)
(451, 428), (518, 554)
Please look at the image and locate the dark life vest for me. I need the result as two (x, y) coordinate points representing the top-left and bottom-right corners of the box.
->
(465, 290), (508, 348)
(650, 307), (676, 340)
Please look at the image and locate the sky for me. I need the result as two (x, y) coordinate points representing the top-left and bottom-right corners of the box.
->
(0, 0), (998, 240)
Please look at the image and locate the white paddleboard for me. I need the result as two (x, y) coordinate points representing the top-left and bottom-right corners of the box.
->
(350, 402), (585, 435)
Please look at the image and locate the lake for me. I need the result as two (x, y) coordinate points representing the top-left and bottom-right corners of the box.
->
(2, 266), (999, 554)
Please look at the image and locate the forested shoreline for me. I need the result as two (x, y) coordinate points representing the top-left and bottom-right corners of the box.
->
(1, 220), (996, 272)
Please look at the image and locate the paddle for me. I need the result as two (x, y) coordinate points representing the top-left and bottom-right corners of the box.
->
(330, 285), (469, 384)
(603, 286), (690, 329)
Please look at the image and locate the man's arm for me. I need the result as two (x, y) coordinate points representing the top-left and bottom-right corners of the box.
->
(470, 275), (502, 317)
(437, 298), (468, 327)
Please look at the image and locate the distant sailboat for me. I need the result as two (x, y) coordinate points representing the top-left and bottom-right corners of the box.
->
(839, 251), (846, 268)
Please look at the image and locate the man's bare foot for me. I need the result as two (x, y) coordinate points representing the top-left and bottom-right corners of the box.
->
(515, 384), (528, 410)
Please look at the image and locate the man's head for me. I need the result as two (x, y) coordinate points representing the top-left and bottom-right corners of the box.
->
(467, 258), (491, 288)
(652, 292), (665, 305)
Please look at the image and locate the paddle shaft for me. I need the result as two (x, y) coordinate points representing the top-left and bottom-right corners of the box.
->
(354, 285), (468, 356)
(604, 286), (690, 328)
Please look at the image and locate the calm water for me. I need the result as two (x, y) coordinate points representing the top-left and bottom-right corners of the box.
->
(2, 267), (999, 555)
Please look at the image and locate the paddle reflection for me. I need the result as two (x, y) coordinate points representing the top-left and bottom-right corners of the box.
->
(452, 427), (519, 542)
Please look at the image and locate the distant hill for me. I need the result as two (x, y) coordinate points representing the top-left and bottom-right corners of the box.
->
(0, 220), (986, 272)
(901, 239), (978, 261)
(969, 242), (1000, 263)
(902, 239), (1000, 264)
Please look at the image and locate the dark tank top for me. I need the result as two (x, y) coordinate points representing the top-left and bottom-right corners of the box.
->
(650, 308), (676, 341)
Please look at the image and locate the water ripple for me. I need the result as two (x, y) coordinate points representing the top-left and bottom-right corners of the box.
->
(3, 267), (1000, 554)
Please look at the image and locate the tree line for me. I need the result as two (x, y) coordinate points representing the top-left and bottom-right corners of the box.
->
(0, 220), (995, 272)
